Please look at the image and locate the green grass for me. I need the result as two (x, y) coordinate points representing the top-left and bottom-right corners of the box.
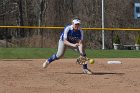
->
(0, 48), (140, 59)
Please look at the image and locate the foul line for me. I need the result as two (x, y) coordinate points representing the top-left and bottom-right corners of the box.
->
(0, 26), (140, 31)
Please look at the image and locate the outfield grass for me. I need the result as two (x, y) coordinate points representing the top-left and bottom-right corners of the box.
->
(0, 48), (140, 59)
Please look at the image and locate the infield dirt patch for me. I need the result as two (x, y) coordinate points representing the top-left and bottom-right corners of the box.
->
(0, 58), (140, 93)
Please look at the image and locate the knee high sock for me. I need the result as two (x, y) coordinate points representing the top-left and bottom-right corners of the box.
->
(83, 64), (87, 69)
(48, 54), (58, 63)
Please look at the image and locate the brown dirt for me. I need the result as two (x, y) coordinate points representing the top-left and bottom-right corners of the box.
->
(0, 58), (140, 93)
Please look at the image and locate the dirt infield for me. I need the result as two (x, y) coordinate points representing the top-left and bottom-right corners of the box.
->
(0, 58), (140, 93)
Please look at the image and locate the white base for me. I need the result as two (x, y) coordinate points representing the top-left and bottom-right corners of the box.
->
(107, 61), (122, 64)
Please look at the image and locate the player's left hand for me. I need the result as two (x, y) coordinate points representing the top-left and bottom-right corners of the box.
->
(76, 56), (89, 65)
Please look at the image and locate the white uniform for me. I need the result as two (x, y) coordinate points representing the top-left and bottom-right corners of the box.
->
(48, 25), (85, 62)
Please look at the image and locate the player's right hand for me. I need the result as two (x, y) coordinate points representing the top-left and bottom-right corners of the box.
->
(73, 43), (79, 47)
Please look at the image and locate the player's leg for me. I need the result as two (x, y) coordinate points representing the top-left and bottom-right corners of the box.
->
(74, 44), (93, 74)
(73, 45), (88, 69)
(43, 40), (66, 68)
(48, 40), (66, 63)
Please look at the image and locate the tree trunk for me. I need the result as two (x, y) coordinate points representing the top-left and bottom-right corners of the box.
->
(18, 0), (25, 37)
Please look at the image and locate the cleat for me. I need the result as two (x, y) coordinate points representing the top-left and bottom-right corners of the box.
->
(43, 61), (50, 68)
(83, 69), (93, 75)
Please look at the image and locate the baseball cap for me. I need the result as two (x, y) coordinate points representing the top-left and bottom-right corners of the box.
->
(72, 19), (81, 24)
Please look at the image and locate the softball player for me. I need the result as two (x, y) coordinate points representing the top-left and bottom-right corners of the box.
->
(43, 18), (93, 75)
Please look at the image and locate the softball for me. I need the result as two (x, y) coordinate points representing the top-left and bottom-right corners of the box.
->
(89, 59), (95, 64)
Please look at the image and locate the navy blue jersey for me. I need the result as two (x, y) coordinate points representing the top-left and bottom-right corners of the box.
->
(60, 25), (83, 44)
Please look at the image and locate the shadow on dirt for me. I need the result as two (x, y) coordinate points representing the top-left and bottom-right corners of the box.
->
(65, 72), (125, 75)
(93, 72), (125, 75)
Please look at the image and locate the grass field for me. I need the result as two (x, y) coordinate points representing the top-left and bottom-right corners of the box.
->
(0, 48), (140, 59)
